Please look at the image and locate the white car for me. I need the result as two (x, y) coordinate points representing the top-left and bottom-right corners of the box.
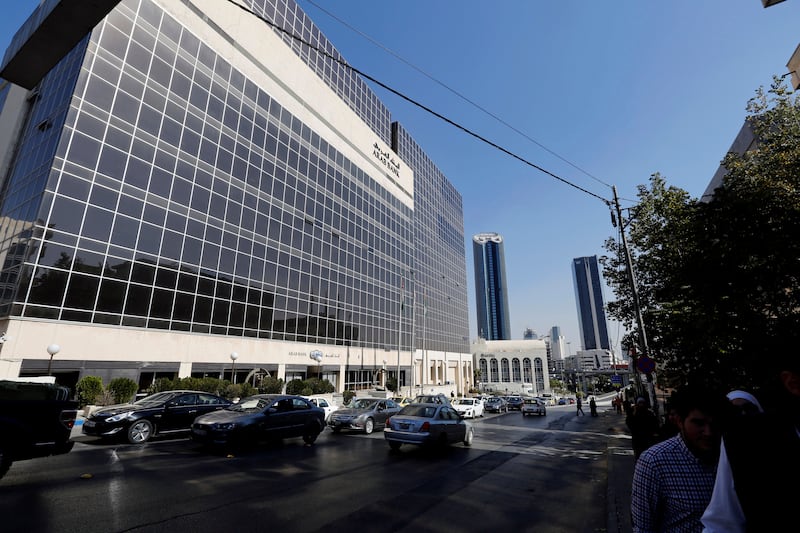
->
(453, 397), (484, 419)
(303, 396), (339, 421)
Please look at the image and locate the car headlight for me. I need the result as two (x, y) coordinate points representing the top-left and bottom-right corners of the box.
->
(105, 411), (134, 423)
(212, 422), (238, 430)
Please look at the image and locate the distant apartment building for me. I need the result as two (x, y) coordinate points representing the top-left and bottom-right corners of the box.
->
(572, 256), (611, 352)
(0, 0), (471, 393)
(472, 232), (511, 340)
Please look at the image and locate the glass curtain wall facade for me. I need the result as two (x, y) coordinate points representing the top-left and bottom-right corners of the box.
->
(0, 0), (468, 382)
(571, 256), (611, 351)
(472, 232), (511, 340)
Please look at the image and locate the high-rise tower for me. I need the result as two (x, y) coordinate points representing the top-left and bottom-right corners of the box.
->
(473, 232), (511, 340)
(572, 256), (611, 351)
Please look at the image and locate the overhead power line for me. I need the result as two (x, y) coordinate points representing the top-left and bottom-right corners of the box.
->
(302, 0), (615, 192)
(223, 0), (612, 207)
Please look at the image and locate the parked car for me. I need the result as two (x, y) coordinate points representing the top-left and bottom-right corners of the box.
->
(390, 396), (413, 407)
(302, 396), (339, 421)
(1, 380), (77, 480)
(412, 394), (450, 406)
(328, 397), (401, 434)
(522, 398), (547, 416)
(557, 397), (567, 405)
(83, 390), (231, 444)
(191, 394), (325, 448)
(484, 397), (508, 413)
(384, 403), (474, 451)
(452, 397), (484, 418)
(505, 396), (525, 410)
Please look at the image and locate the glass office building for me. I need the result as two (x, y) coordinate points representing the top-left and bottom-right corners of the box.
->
(0, 0), (470, 392)
(571, 256), (611, 351)
(472, 232), (511, 340)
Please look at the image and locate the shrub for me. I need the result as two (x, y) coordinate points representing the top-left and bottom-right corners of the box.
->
(76, 376), (103, 408)
(259, 376), (284, 394)
(285, 379), (305, 395)
(107, 377), (138, 404)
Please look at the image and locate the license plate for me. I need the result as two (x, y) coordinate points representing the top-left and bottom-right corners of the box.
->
(193, 429), (207, 436)
(399, 423), (409, 430)
(84, 420), (95, 428)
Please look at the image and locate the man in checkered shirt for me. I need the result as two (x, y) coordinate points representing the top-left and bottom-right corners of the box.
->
(630, 386), (729, 532)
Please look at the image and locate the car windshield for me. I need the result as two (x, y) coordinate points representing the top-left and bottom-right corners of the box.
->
(524, 399), (537, 404)
(487, 398), (500, 403)
(399, 405), (437, 418)
(457, 399), (474, 405)
(349, 399), (378, 410)
(227, 397), (270, 412)
(133, 392), (177, 406)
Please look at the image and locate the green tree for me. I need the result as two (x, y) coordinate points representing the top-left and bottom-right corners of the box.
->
(76, 376), (103, 408)
(602, 78), (800, 392)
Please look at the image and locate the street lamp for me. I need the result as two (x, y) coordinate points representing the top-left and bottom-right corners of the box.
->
(310, 351), (323, 379)
(230, 352), (239, 384)
(46, 344), (60, 376)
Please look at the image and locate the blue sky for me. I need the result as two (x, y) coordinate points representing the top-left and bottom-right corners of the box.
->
(2, 1), (799, 354)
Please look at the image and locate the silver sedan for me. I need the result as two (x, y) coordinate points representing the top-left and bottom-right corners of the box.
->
(384, 403), (474, 451)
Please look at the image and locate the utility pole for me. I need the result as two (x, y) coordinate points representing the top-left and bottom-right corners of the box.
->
(612, 185), (657, 417)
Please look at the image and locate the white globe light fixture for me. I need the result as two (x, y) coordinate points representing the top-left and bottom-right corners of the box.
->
(46, 343), (61, 376)
(230, 352), (239, 384)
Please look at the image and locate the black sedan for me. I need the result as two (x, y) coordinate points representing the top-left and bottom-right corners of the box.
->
(191, 394), (325, 448)
(82, 390), (231, 444)
(505, 396), (525, 410)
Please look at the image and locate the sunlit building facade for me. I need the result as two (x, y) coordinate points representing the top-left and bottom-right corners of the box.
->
(0, 0), (470, 393)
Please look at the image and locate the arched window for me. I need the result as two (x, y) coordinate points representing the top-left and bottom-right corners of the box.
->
(534, 357), (545, 391)
(480, 359), (489, 383)
(501, 358), (510, 382)
(523, 358), (532, 383)
(512, 358), (522, 382)
(490, 358), (499, 382)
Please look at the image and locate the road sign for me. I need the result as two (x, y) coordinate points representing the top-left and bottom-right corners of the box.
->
(637, 355), (656, 374)
(611, 374), (622, 384)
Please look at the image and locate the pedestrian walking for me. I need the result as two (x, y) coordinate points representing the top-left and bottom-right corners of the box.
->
(701, 326), (800, 532)
(576, 396), (585, 416)
(589, 396), (598, 417)
(626, 397), (659, 459)
(631, 385), (728, 533)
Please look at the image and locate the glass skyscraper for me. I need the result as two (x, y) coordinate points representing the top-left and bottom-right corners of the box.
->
(472, 232), (510, 340)
(571, 256), (610, 351)
(0, 0), (470, 392)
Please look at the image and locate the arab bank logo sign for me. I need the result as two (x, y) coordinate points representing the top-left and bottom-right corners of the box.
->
(310, 350), (323, 363)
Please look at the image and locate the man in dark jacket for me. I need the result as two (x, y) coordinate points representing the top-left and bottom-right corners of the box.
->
(701, 337), (800, 532)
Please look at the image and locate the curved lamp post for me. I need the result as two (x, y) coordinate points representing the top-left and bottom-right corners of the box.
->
(46, 344), (61, 376)
(230, 352), (239, 384)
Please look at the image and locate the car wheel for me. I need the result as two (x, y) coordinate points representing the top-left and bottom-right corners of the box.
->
(463, 427), (474, 447)
(331, 427), (342, 433)
(364, 418), (374, 435)
(388, 441), (402, 451)
(127, 419), (153, 444)
(303, 432), (319, 445)
(0, 443), (12, 479)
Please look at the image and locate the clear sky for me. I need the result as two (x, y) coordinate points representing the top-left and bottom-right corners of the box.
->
(2, 1), (799, 355)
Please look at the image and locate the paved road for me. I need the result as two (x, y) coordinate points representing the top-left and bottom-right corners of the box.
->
(2, 400), (635, 533)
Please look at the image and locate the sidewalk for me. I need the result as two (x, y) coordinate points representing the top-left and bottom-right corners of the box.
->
(582, 407), (635, 533)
